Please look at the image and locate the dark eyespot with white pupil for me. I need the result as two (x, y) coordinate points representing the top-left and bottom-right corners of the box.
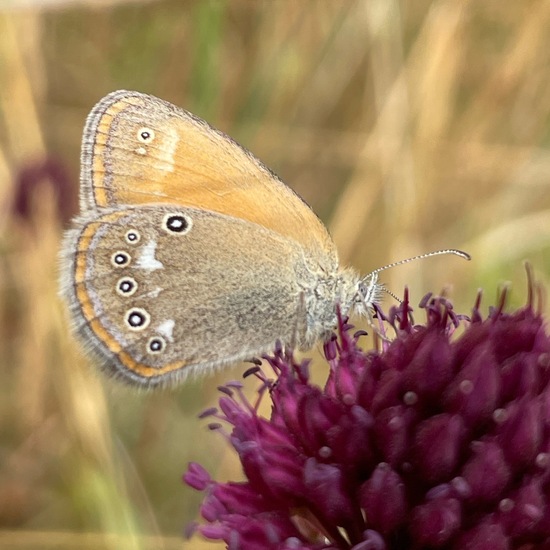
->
(125, 230), (140, 244)
(125, 308), (150, 331)
(147, 336), (166, 355)
(111, 251), (131, 267)
(137, 127), (155, 143)
(116, 277), (137, 296)
(163, 213), (192, 234)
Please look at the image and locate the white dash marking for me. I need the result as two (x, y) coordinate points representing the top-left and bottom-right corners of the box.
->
(152, 126), (178, 173)
(157, 319), (175, 342)
(162, 127), (178, 172)
(144, 287), (162, 299)
(136, 240), (163, 271)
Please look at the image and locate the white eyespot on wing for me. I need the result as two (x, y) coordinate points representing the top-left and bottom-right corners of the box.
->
(125, 307), (151, 331)
(137, 127), (155, 143)
(125, 229), (141, 244)
(111, 250), (131, 267)
(156, 319), (175, 342)
(147, 336), (166, 355)
(162, 213), (192, 234)
(116, 276), (138, 297)
(136, 240), (163, 271)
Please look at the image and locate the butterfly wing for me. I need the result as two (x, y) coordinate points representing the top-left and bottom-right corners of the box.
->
(61, 205), (320, 387)
(80, 90), (336, 264)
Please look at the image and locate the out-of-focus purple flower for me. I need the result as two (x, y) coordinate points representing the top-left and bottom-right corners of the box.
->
(184, 279), (550, 549)
(13, 157), (76, 225)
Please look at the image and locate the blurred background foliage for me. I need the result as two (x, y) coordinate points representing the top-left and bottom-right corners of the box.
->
(1, 0), (550, 548)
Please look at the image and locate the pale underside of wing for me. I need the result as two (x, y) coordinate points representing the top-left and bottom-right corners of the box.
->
(80, 90), (337, 263)
(63, 205), (325, 387)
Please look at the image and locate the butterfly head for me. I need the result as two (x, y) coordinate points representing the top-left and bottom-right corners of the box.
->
(351, 272), (385, 318)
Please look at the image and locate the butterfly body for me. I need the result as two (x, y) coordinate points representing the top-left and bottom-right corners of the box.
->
(60, 91), (369, 387)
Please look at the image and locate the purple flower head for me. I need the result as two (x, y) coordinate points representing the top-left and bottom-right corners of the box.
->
(184, 275), (550, 549)
(13, 157), (76, 226)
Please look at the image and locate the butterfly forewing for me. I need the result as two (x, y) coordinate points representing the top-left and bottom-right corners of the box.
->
(80, 90), (337, 262)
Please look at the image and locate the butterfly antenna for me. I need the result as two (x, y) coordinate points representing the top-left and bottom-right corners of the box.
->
(357, 248), (470, 311)
(368, 249), (470, 276)
(382, 287), (403, 303)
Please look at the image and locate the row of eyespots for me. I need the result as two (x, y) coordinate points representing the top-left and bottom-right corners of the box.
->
(124, 307), (166, 356)
(109, 228), (167, 355)
(109, 229), (141, 267)
(108, 215), (192, 358)
(115, 237), (138, 301)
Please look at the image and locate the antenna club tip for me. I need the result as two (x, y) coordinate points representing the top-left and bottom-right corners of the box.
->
(440, 248), (471, 261)
(455, 250), (472, 261)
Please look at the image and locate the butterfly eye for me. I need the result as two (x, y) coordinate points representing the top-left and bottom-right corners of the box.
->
(147, 336), (166, 355)
(162, 213), (192, 234)
(116, 277), (138, 297)
(111, 251), (131, 267)
(125, 230), (141, 244)
(125, 307), (151, 331)
(137, 127), (155, 143)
